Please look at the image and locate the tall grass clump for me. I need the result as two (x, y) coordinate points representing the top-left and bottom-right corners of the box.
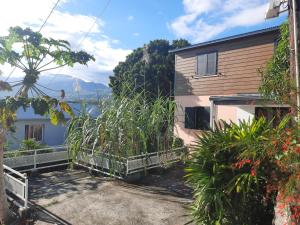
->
(66, 82), (182, 161)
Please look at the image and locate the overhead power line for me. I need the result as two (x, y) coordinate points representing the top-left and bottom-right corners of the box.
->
(77, 0), (112, 48)
(5, 0), (61, 81)
(45, 0), (112, 87)
(38, 0), (61, 32)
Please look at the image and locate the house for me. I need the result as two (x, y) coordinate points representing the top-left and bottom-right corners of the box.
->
(170, 26), (290, 146)
(7, 102), (99, 150)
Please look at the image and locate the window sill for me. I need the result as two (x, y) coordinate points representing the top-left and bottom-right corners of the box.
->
(194, 74), (219, 79)
(184, 128), (210, 132)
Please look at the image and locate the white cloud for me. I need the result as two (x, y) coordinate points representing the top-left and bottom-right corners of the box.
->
(128, 15), (134, 21)
(133, 32), (140, 36)
(0, 0), (131, 84)
(169, 0), (272, 43)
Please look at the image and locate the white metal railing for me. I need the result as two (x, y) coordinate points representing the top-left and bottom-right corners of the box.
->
(4, 145), (186, 178)
(4, 145), (69, 170)
(4, 165), (28, 209)
(76, 147), (186, 177)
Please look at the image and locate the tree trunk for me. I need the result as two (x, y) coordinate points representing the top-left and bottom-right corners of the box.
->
(0, 129), (9, 224)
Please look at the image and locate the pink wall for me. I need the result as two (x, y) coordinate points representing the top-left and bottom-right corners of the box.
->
(216, 105), (237, 124)
(174, 95), (237, 146)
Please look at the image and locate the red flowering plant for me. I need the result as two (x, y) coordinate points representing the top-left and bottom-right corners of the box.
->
(186, 118), (278, 225)
(268, 123), (300, 224)
(232, 115), (300, 223)
(186, 116), (299, 225)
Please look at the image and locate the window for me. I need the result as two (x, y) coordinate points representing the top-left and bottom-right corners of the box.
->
(255, 107), (290, 127)
(196, 52), (217, 76)
(185, 107), (210, 130)
(25, 124), (44, 142)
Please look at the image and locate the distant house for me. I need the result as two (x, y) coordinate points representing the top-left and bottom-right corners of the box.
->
(171, 26), (290, 146)
(7, 102), (99, 150)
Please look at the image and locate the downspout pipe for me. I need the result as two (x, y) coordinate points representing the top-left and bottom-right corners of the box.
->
(292, 0), (300, 120)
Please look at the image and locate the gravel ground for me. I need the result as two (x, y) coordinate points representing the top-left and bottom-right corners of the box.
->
(27, 164), (193, 225)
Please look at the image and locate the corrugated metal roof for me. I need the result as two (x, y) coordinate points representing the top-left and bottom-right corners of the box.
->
(169, 26), (280, 53)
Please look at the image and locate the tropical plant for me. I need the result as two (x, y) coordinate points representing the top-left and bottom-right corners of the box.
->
(0, 26), (94, 224)
(185, 118), (291, 225)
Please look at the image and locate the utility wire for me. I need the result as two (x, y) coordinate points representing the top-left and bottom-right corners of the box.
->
(38, 0), (61, 32)
(76, 0), (112, 48)
(5, 0), (61, 81)
(35, 83), (60, 92)
(45, 0), (112, 86)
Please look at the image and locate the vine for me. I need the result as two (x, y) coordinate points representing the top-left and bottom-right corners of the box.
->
(259, 23), (294, 104)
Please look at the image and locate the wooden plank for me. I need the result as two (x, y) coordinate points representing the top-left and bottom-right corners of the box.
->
(176, 33), (276, 58)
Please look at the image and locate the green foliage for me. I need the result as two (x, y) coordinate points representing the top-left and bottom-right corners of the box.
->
(0, 26), (95, 98)
(66, 86), (181, 162)
(0, 26), (95, 129)
(0, 96), (73, 131)
(109, 39), (190, 99)
(259, 23), (292, 104)
(185, 118), (289, 225)
(0, 81), (12, 91)
(20, 138), (43, 150)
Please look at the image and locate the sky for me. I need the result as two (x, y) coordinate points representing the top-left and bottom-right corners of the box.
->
(0, 0), (287, 85)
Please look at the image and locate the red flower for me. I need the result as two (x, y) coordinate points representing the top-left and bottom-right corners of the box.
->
(233, 159), (252, 169)
(282, 143), (288, 152)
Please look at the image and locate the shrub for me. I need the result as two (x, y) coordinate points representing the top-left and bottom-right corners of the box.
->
(20, 138), (43, 150)
(185, 118), (288, 225)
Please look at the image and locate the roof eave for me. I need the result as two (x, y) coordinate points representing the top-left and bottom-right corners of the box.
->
(169, 26), (280, 54)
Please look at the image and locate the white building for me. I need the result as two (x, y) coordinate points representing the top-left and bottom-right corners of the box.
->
(7, 102), (99, 150)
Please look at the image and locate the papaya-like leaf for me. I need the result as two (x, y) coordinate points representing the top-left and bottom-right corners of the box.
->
(31, 98), (49, 115)
(50, 108), (66, 125)
(59, 101), (74, 117)
(50, 109), (59, 125)
(0, 80), (12, 91)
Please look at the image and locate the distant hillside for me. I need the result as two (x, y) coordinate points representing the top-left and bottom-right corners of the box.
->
(0, 74), (111, 100)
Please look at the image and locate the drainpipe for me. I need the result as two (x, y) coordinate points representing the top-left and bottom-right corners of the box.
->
(210, 100), (215, 130)
(291, 0), (300, 120)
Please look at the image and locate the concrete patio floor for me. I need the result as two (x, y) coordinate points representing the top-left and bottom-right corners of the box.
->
(28, 165), (193, 225)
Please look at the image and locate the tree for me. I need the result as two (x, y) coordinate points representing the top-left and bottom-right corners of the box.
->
(259, 23), (291, 104)
(0, 26), (94, 224)
(109, 39), (190, 100)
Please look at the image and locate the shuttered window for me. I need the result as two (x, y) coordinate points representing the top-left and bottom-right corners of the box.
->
(25, 124), (44, 142)
(185, 107), (210, 130)
(196, 52), (218, 76)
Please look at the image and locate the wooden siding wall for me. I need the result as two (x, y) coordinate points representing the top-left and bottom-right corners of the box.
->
(175, 31), (278, 96)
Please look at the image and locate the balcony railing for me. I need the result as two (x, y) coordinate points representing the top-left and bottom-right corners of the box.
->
(4, 165), (28, 210)
(4, 146), (185, 178)
(4, 146), (69, 171)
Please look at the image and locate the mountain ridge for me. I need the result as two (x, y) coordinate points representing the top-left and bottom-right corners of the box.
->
(0, 74), (111, 100)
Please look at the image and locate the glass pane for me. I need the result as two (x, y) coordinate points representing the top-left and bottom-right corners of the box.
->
(25, 125), (29, 140)
(185, 107), (196, 129)
(196, 107), (210, 130)
(207, 52), (217, 75)
(197, 54), (207, 75)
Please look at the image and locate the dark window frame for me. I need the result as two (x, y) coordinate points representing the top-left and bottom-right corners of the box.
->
(195, 51), (218, 77)
(185, 106), (211, 130)
(25, 124), (45, 142)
